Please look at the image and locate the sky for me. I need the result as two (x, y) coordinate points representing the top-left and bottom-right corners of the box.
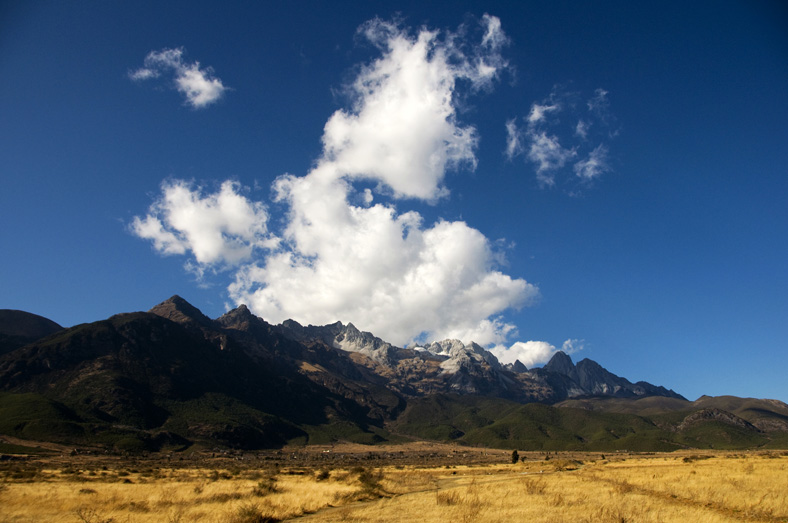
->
(2, 1), (787, 402)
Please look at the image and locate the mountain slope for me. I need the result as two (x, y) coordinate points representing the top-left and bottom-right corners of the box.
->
(559, 394), (788, 434)
(1, 296), (783, 452)
(0, 302), (395, 449)
(0, 309), (63, 355)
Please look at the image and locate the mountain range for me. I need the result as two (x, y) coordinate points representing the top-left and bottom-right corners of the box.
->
(1, 297), (787, 453)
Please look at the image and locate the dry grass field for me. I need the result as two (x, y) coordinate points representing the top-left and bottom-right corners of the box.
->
(0, 450), (786, 522)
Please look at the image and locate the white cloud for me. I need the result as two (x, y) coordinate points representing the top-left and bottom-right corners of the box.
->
(229, 198), (538, 345)
(129, 47), (228, 108)
(491, 338), (584, 368)
(481, 13), (508, 50)
(587, 88), (610, 114)
(317, 16), (508, 201)
(131, 180), (272, 267)
(504, 118), (523, 160)
(575, 119), (589, 139)
(511, 87), (617, 189)
(134, 16), (540, 348)
(527, 102), (560, 124)
(574, 144), (609, 181)
(130, 213), (186, 256)
(527, 131), (576, 185)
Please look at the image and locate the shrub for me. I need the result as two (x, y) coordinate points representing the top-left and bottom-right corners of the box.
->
(436, 490), (461, 505)
(74, 507), (112, 523)
(252, 476), (278, 496)
(356, 467), (383, 491)
(315, 468), (331, 482)
(229, 502), (280, 523)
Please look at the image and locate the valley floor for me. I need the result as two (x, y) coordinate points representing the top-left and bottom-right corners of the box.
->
(0, 449), (786, 522)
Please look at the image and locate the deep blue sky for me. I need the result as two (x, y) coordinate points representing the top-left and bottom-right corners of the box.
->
(2, 1), (786, 402)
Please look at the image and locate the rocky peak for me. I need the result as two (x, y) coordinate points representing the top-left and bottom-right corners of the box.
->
(422, 339), (502, 374)
(277, 319), (393, 364)
(149, 295), (214, 328)
(422, 339), (466, 356)
(468, 342), (502, 369)
(217, 304), (257, 328)
(505, 360), (528, 373)
(333, 323), (394, 363)
(544, 351), (579, 381)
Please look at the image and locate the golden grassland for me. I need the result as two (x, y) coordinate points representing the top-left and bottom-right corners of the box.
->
(0, 451), (786, 522)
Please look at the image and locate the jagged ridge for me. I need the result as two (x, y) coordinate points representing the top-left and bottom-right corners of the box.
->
(1, 296), (784, 452)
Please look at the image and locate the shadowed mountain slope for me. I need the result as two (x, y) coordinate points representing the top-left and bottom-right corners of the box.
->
(0, 309), (63, 356)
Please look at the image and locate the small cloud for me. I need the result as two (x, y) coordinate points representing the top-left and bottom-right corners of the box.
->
(490, 338), (584, 368)
(504, 118), (523, 160)
(526, 131), (576, 186)
(511, 87), (617, 190)
(573, 144), (609, 181)
(129, 68), (159, 81)
(587, 88), (609, 114)
(575, 119), (589, 139)
(527, 102), (560, 125)
(561, 338), (585, 354)
(131, 180), (272, 267)
(481, 13), (508, 50)
(129, 47), (228, 109)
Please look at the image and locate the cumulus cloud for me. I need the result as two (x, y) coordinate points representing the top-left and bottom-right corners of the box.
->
(507, 87), (617, 189)
(131, 180), (273, 267)
(317, 15), (507, 200)
(134, 15), (541, 347)
(491, 338), (584, 368)
(129, 47), (228, 108)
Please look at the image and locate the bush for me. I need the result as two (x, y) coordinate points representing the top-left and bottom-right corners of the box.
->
(315, 468), (331, 481)
(229, 502), (279, 523)
(252, 476), (278, 496)
(436, 490), (461, 505)
(356, 467), (383, 491)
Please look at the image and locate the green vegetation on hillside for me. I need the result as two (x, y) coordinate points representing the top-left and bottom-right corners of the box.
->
(391, 395), (787, 451)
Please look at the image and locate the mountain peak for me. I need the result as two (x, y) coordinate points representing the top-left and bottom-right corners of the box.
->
(544, 351), (575, 374)
(149, 295), (213, 327)
(216, 304), (256, 325)
(224, 303), (252, 318)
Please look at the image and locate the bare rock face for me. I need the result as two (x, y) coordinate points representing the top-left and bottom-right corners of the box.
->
(531, 351), (685, 401)
(505, 360), (528, 373)
(278, 320), (395, 364)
